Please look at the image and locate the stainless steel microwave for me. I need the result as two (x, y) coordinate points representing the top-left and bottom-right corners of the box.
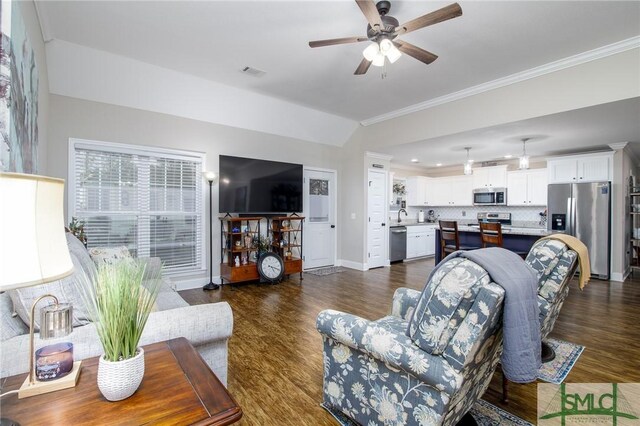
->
(473, 188), (507, 206)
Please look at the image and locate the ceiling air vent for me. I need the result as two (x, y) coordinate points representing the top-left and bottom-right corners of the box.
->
(480, 161), (499, 167)
(241, 66), (266, 77)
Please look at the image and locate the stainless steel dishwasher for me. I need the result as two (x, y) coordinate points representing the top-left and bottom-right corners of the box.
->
(389, 226), (407, 263)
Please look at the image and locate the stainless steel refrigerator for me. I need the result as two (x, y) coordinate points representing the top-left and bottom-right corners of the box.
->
(547, 182), (611, 279)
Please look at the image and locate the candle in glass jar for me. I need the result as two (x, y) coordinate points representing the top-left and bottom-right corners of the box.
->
(35, 342), (74, 381)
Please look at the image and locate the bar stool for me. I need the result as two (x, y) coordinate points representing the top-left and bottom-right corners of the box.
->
(439, 220), (479, 259)
(478, 222), (503, 248)
(479, 222), (528, 258)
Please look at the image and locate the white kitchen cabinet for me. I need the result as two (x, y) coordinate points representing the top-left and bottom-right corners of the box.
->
(528, 169), (548, 205)
(430, 176), (473, 206)
(429, 178), (448, 206)
(507, 169), (547, 206)
(425, 228), (436, 256)
(449, 176), (473, 206)
(472, 165), (508, 189)
(547, 153), (612, 184)
(406, 225), (437, 258)
(406, 176), (433, 206)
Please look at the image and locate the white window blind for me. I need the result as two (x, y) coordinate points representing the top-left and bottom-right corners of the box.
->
(71, 141), (204, 274)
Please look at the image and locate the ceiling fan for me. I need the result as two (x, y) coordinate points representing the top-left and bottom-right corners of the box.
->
(308, 0), (462, 75)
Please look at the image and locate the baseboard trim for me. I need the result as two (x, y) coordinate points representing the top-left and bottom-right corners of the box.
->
(340, 260), (368, 271)
(174, 275), (222, 291)
(610, 271), (625, 283)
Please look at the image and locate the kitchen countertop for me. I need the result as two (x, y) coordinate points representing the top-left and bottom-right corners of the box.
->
(389, 220), (550, 236)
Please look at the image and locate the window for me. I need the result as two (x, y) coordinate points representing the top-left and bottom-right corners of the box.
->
(70, 139), (205, 274)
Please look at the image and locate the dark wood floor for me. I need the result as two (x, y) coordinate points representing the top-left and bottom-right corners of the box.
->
(180, 259), (640, 425)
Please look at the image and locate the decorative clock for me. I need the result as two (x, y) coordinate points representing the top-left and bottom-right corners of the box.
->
(257, 252), (285, 283)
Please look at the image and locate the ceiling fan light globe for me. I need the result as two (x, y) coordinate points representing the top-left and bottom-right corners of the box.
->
(387, 46), (401, 63)
(363, 42), (380, 61)
(379, 38), (393, 53)
(372, 53), (386, 67)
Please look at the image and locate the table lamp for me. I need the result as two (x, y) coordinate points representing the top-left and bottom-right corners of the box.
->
(0, 172), (80, 398)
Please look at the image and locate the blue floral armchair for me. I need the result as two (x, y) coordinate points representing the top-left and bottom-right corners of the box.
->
(525, 238), (579, 358)
(317, 257), (506, 426)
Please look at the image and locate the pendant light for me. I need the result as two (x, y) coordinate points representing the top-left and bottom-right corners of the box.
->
(463, 147), (473, 175)
(519, 138), (530, 170)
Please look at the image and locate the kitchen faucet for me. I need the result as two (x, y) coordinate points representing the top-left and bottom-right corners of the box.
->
(398, 208), (408, 223)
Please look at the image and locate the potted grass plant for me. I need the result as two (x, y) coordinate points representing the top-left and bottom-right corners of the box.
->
(76, 259), (161, 401)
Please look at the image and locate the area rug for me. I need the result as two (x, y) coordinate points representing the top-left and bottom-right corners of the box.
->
(537, 338), (585, 384)
(322, 399), (533, 426)
(305, 266), (344, 276)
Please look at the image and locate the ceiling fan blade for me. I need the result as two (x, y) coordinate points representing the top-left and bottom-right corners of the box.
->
(354, 58), (372, 75)
(309, 36), (368, 48)
(395, 3), (462, 36)
(355, 0), (383, 32)
(394, 41), (438, 65)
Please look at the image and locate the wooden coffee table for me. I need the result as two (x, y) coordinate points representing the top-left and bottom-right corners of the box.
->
(1, 337), (242, 425)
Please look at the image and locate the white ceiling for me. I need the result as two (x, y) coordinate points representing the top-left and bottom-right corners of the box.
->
(378, 97), (640, 168)
(37, 1), (640, 121)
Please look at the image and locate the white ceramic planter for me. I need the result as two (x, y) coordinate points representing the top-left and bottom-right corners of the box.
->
(97, 348), (145, 401)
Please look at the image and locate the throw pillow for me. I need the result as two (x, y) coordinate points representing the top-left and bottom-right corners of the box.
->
(0, 292), (29, 341)
(8, 249), (93, 331)
(88, 246), (132, 266)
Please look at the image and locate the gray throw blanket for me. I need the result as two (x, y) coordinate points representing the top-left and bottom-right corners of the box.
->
(434, 248), (541, 383)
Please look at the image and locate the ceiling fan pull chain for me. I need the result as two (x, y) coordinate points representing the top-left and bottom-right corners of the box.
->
(381, 59), (388, 80)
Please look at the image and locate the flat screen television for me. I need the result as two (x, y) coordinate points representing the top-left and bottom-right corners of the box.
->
(218, 155), (303, 214)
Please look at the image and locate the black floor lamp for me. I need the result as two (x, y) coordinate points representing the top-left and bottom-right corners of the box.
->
(203, 171), (220, 291)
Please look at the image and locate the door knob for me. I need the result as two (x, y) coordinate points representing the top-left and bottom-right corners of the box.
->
(381, 223), (386, 227)
(330, 225), (336, 228)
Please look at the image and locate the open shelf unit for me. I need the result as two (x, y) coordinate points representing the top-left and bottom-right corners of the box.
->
(220, 216), (262, 285)
(268, 216), (304, 280)
(630, 188), (640, 274)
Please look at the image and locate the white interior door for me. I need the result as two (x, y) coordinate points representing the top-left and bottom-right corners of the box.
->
(367, 169), (388, 269)
(303, 169), (336, 269)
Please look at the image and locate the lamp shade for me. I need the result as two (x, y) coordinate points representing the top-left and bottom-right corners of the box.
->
(0, 173), (74, 290)
(202, 171), (217, 183)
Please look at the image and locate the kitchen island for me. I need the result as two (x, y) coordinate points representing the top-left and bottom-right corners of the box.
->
(434, 225), (550, 263)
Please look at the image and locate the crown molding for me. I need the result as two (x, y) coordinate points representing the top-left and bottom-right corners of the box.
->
(365, 151), (393, 161)
(608, 142), (629, 150)
(361, 36), (640, 127)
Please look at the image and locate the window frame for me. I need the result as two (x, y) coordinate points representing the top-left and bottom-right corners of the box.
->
(68, 138), (207, 276)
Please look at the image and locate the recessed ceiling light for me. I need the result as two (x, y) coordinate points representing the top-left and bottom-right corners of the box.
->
(436, 163), (442, 167)
(504, 154), (513, 159)
(411, 158), (419, 163)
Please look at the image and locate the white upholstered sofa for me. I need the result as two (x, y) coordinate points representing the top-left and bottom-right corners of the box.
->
(1, 233), (234, 385)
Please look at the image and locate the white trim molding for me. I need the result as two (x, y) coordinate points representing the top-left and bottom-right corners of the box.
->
(340, 260), (368, 271)
(365, 151), (393, 161)
(361, 36), (640, 126)
(610, 271), (626, 283)
(174, 275), (222, 291)
(608, 142), (629, 150)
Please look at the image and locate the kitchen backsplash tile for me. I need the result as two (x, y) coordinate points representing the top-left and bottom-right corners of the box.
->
(399, 205), (547, 225)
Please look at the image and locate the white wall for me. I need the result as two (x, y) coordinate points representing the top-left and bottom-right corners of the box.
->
(47, 94), (343, 287)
